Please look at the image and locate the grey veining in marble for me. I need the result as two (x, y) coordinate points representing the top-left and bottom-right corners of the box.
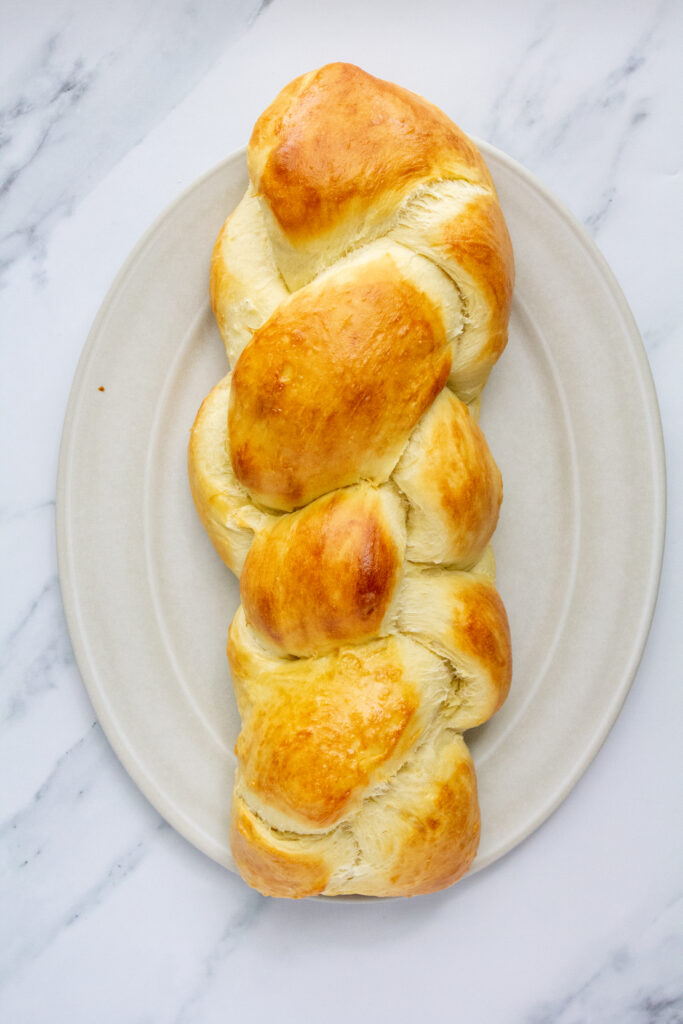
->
(1, 573), (69, 724)
(527, 894), (683, 1024)
(171, 893), (266, 1024)
(486, 0), (671, 235)
(0, 0), (268, 281)
(1, 0), (681, 1021)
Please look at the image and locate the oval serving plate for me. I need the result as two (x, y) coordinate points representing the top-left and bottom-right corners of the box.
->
(56, 143), (665, 895)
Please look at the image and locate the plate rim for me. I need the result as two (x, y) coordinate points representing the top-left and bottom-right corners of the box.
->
(56, 141), (667, 895)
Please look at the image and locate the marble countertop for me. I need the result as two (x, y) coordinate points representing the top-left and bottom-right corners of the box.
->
(1, 1), (681, 1021)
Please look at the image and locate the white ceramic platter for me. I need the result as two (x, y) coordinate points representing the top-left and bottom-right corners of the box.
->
(56, 145), (665, 892)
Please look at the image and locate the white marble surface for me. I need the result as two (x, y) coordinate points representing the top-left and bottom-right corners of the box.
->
(1, 0), (681, 1020)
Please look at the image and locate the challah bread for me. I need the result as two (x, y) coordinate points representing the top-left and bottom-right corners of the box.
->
(189, 63), (514, 897)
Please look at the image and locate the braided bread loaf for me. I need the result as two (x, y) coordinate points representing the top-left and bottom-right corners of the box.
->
(189, 63), (514, 898)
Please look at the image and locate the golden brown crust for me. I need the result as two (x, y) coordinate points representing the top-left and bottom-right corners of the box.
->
(188, 63), (515, 898)
(231, 732), (480, 899)
(228, 254), (452, 511)
(208, 190), (289, 366)
(397, 566), (512, 730)
(435, 401), (502, 564)
(377, 748), (480, 897)
(450, 577), (512, 720)
(394, 388), (502, 566)
(230, 634), (429, 830)
(187, 374), (277, 574)
(323, 730), (480, 897)
(440, 191), (515, 372)
(230, 798), (332, 899)
(249, 62), (492, 243)
(209, 218), (231, 322)
(240, 484), (404, 656)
